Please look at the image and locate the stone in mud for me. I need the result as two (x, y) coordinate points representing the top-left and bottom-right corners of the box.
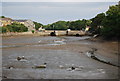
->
(8, 66), (14, 69)
(91, 56), (98, 60)
(17, 56), (26, 61)
(59, 65), (64, 69)
(66, 66), (83, 71)
(75, 68), (82, 71)
(93, 34), (99, 38)
(66, 68), (73, 71)
(17, 56), (21, 61)
(21, 56), (25, 59)
(34, 63), (47, 69)
(88, 51), (95, 57)
(35, 65), (46, 68)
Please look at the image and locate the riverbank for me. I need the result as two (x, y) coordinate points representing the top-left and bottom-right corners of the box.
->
(1, 30), (86, 37)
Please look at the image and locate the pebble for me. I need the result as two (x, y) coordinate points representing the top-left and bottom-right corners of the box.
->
(59, 65), (64, 69)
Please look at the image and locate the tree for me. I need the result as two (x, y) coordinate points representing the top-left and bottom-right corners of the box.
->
(19, 24), (28, 32)
(69, 19), (88, 30)
(33, 21), (43, 30)
(43, 24), (52, 30)
(86, 20), (92, 26)
(0, 16), (5, 18)
(44, 21), (69, 30)
(53, 21), (68, 30)
(101, 4), (120, 39)
(90, 13), (105, 34)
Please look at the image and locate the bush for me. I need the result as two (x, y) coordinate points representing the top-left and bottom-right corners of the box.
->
(0, 27), (7, 33)
(6, 23), (28, 32)
(31, 30), (35, 34)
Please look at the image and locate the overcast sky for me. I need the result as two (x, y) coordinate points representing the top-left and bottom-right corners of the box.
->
(1, 0), (119, 2)
(1, 2), (118, 25)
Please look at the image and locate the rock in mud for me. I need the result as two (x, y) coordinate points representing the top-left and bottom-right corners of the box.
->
(67, 66), (83, 71)
(8, 66), (14, 69)
(17, 56), (26, 61)
(34, 63), (47, 69)
(59, 65), (64, 69)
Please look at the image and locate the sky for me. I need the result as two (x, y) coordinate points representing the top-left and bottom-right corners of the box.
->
(0, 1), (118, 25)
(1, 0), (119, 2)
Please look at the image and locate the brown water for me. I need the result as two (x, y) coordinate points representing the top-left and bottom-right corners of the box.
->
(2, 36), (118, 79)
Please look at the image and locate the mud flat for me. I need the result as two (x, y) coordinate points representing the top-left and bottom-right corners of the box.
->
(2, 36), (119, 79)
(1, 30), (86, 37)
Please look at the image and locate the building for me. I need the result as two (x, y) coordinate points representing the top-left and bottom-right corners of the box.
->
(0, 17), (35, 31)
(38, 26), (45, 32)
(0, 18), (12, 27)
(12, 19), (35, 31)
(85, 26), (90, 32)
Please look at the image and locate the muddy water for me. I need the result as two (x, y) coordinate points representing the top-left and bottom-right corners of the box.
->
(2, 36), (118, 79)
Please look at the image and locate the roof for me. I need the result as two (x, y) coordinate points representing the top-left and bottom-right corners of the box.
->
(0, 18), (12, 21)
(12, 20), (27, 22)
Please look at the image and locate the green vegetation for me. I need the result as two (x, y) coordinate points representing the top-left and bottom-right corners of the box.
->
(90, 13), (105, 34)
(1, 3), (119, 39)
(0, 16), (5, 18)
(31, 30), (35, 34)
(44, 21), (68, 30)
(0, 23), (28, 33)
(7, 23), (28, 32)
(69, 19), (91, 30)
(0, 27), (7, 33)
(101, 4), (120, 39)
(33, 21), (43, 30)
(43, 3), (119, 39)
(43, 20), (91, 30)
(90, 3), (120, 39)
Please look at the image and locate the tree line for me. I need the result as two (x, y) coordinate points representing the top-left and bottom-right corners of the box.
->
(34, 3), (119, 39)
(1, 3), (119, 39)
(42, 19), (91, 30)
(90, 3), (120, 39)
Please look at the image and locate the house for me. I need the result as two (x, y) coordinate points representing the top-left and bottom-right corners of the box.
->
(12, 19), (35, 31)
(0, 18), (12, 27)
(0, 17), (35, 31)
(38, 26), (45, 32)
(85, 26), (90, 32)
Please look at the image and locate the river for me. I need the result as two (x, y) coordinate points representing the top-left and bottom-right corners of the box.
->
(1, 36), (119, 79)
